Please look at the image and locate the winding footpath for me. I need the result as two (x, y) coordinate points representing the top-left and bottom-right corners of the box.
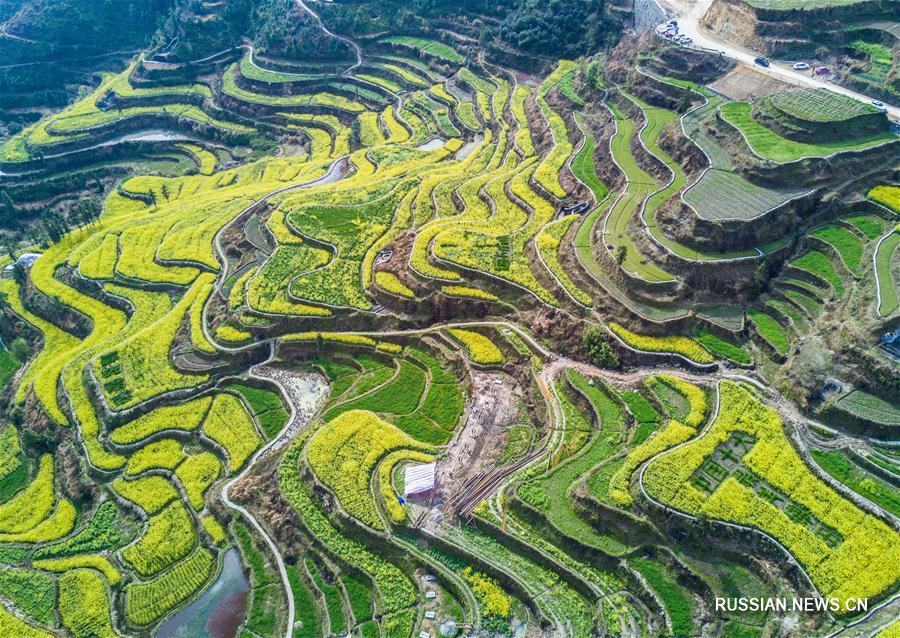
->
(220, 351), (328, 638)
(294, 0), (362, 75)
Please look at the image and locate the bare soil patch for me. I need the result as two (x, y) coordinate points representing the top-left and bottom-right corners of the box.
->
(710, 66), (792, 100)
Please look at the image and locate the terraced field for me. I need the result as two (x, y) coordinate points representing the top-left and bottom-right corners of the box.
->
(642, 70), (811, 222)
(720, 101), (897, 163)
(0, 12), (898, 638)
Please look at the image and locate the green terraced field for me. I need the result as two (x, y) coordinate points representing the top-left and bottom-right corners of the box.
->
(0, 10), (897, 638)
(770, 88), (879, 122)
(642, 69), (810, 222)
(836, 390), (900, 426)
(744, 0), (874, 7)
(875, 229), (900, 317)
(603, 103), (675, 282)
(720, 101), (897, 163)
(626, 93), (762, 261)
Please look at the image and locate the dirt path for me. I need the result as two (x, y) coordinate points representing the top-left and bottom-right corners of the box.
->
(294, 0), (362, 74)
(220, 355), (328, 638)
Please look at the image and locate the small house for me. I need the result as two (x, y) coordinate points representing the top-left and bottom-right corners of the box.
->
(1, 252), (41, 278)
(404, 462), (437, 499)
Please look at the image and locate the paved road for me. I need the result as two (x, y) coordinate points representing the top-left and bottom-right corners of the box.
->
(659, 0), (900, 121)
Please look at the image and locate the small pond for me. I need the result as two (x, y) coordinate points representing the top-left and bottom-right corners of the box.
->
(156, 548), (249, 638)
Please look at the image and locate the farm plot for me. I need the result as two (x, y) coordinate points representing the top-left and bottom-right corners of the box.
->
(631, 556), (696, 637)
(572, 199), (689, 322)
(769, 88), (879, 122)
(869, 185), (900, 213)
(644, 381), (900, 611)
(641, 70), (810, 222)
(810, 224), (866, 275)
(719, 101), (896, 163)
(835, 390), (900, 427)
(627, 93), (761, 261)
(280, 438), (419, 618)
(443, 525), (597, 636)
(602, 104), (675, 282)
(536, 215), (594, 306)
(379, 36), (464, 64)
(124, 547), (216, 627)
(372, 55), (443, 83)
(848, 39), (898, 101)
(570, 128), (607, 200)
(874, 228), (899, 317)
(790, 250), (846, 295)
(308, 410), (434, 529)
(428, 157), (564, 305)
(230, 384), (289, 438)
(684, 168), (809, 221)
(608, 322), (714, 364)
(233, 522), (289, 638)
(323, 359), (425, 420)
(1, 65), (251, 162)
(747, 308), (790, 355)
(811, 449), (900, 517)
(693, 331), (751, 365)
(446, 328), (504, 365)
(222, 65), (364, 113)
(518, 377), (629, 554)
(535, 61), (576, 200)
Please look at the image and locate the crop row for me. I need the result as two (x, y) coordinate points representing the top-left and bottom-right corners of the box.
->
(308, 409), (434, 529)
(279, 436), (419, 612)
(124, 546), (216, 626)
(719, 101), (895, 163)
(608, 322), (714, 364)
(644, 382), (900, 610)
(447, 328), (504, 365)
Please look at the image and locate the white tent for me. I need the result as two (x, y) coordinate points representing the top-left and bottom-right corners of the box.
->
(404, 462), (436, 496)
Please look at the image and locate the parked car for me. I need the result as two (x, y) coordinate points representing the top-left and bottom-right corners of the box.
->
(815, 66), (830, 75)
(870, 100), (886, 111)
(754, 56), (770, 67)
(793, 62), (810, 71)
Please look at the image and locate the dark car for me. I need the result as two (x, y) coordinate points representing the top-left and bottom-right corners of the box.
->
(754, 56), (770, 67)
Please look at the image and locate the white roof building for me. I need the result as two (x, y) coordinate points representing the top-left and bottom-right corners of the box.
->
(404, 462), (436, 497)
(2, 252), (41, 276)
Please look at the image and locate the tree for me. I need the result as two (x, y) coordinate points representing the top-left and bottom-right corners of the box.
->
(615, 245), (627, 266)
(12, 264), (26, 286)
(2, 234), (16, 260)
(9, 337), (27, 362)
(315, 333), (325, 355)
(498, 0), (610, 58)
(582, 326), (620, 369)
(69, 199), (103, 226)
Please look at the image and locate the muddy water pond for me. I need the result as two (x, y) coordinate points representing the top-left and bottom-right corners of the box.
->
(156, 548), (249, 638)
